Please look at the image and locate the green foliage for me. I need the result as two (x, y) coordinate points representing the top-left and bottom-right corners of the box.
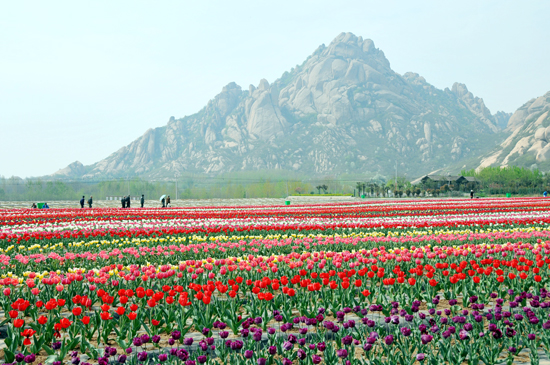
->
(460, 166), (548, 195)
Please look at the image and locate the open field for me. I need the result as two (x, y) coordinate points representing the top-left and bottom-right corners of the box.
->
(1, 198), (550, 364)
(0, 196), (359, 209)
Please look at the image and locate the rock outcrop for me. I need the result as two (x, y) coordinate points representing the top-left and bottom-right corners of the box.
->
(53, 32), (506, 179)
(477, 91), (550, 170)
(52, 161), (87, 178)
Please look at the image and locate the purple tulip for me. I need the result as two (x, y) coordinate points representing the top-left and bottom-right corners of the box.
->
(459, 330), (469, 341)
(318, 342), (326, 352)
(197, 355), (207, 364)
(178, 349), (190, 361)
(183, 337), (194, 346)
(158, 354), (168, 362)
(253, 332), (262, 342)
(257, 358), (267, 365)
(244, 350), (254, 359)
(283, 341), (293, 351)
(336, 349), (348, 359)
(416, 353), (426, 361)
(137, 352), (147, 362)
(421, 334), (433, 344)
(384, 335), (394, 345)
(312, 354), (322, 364)
(171, 330), (181, 340)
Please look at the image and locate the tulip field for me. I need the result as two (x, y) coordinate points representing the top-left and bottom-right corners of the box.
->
(3, 198), (550, 365)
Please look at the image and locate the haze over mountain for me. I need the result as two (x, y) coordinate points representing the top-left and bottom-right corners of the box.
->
(54, 32), (514, 180)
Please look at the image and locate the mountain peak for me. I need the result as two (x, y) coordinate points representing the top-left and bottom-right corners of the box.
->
(51, 33), (507, 179)
(451, 82), (469, 98)
(323, 32), (389, 69)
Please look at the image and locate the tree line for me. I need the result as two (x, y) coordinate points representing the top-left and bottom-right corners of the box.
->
(1, 166), (549, 202)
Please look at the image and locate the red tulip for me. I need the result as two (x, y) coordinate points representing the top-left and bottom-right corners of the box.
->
(13, 319), (24, 328)
(38, 315), (47, 325)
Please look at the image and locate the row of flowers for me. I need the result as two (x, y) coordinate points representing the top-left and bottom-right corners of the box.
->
(1, 198), (550, 364)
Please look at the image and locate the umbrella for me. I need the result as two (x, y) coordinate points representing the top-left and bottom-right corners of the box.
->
(159, 195), (167, 202)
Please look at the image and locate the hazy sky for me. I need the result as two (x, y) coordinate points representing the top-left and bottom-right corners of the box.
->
(1, 1), (549, 178)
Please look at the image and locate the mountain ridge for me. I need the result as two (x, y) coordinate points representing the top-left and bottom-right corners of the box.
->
(53, 32), (509, 180)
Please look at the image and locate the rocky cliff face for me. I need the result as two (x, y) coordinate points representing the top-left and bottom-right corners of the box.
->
(477, 91), (550, 171)
(55, 32), (505, 179)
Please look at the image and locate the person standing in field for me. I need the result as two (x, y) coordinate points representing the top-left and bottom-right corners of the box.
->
(140, 194), (145, 208)
(166, 196), (171, 207)
(544, 191), (547, 197)
(88, 196), (93, 208)
(161, 196), (166, 208)
(126, 195), (131, 208)
(470, 190), (474, 199)
(80, 196), (85, 208)
(121, 196), (126, 209)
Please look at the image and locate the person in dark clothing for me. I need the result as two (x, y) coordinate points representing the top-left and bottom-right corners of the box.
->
(80, 196), (85, 208)
(31, 203), (37, 209)
(166, 196), (171, 207)
(88, 196), (93, 208)
(126, 195), (131, 208)
(43, 202), (49, 209)
(140, 195), (145, 208)
(470, 190), (474, 199)
(161, 197), (166, 208)
(121, 196), (126, 209)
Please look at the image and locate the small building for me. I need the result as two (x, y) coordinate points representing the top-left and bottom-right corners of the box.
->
(412, 175), (480, 188)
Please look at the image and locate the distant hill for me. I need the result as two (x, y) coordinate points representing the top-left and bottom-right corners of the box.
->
(53, 32), (511, 180)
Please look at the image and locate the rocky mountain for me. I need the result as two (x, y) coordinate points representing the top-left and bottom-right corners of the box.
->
(51, 161), (86, 178)
(477, 91), (550, 171)
(494, 111), (513, 130)
(55, 32), (505, 179)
